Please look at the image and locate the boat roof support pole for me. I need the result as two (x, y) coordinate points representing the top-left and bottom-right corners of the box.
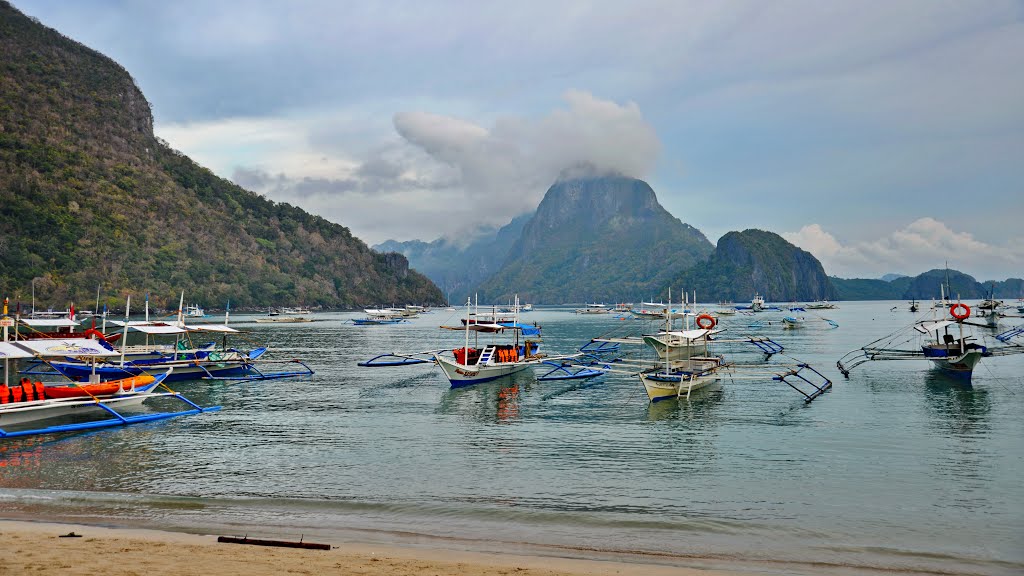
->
(120, 296), (131, 367)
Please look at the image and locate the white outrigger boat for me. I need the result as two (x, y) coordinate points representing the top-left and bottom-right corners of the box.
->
(359, 297), (603, 386)
(577, 292), (830, 404)
(838, 303), (1024, 382)
(21, 295), (312, 383)
(575, 303), (611, 314)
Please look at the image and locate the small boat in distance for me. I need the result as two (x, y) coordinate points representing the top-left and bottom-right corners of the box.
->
(782, 316), (806, 328)
(751, 294), (765, 312)
(575, 303), (611, 314)
(184, 303), (207, 318)
(254, 316), (313, 323)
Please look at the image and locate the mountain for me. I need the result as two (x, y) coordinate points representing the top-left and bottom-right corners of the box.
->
(475, 175), (714, 303)
(831, 277), (911, 300)
(0, 2), (442, 309)
(880, 273), (908, 282)
(831, 270), (1023, 300)
(373, 213), (532, 304)
(669, 229), (836, 302)
(902, 269), (983, 300)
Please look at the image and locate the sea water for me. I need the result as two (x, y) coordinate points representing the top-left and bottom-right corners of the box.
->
(1, 302), (1022, 575)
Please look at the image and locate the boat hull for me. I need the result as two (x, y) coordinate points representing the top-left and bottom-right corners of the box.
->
(929, 350), (984, 379)
(433, 355), (533, 388)
(46, 361), (254, 382)
(42, 374), (156, 399)
(640, 371), (720, 402)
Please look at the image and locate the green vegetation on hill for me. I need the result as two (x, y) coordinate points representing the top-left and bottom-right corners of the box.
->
(832, 270), (1023, 301)
(831, 276), (911, 300)
(476, 175), (713, 303)
(0, 1), (442, 309)
(669, 229), (837, 302)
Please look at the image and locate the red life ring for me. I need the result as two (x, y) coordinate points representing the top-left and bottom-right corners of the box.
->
(83, 328), (107, 342)
(949, 303), (971, 320)
(695, 314), (717, 329)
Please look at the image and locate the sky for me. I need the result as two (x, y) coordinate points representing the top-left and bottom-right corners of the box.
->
(14, 0), (1024, 280)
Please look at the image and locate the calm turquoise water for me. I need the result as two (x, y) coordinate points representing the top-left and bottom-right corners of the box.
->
(1, 302), (1022, 575)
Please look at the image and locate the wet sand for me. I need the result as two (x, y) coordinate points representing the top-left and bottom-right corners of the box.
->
(0, 520), (747, 576)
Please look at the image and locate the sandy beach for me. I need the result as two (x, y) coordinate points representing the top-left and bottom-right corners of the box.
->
(0, 520), (747, 576)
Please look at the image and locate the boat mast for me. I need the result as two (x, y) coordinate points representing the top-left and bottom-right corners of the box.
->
(665, 290), (671, 376)
(513, 294), (520, 354)
(3, 297), (8, 388)
(119, 296), (131, 367)
(463, 296), (471, 366)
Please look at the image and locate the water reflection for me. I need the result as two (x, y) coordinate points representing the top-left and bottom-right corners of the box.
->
(437, 373), (534, 423)
(922, 371), (991, 436)
(921, 372), (993, 508)
(645, 383), (725, 422)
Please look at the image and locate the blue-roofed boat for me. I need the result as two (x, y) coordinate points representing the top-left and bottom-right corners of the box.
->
(358, 295), (601, 386)
(0, 335), (220, 438)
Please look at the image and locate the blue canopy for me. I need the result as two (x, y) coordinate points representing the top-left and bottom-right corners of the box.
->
(499, 322), (541, 336)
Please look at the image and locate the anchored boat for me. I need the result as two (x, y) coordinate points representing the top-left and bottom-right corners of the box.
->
(837, 303), (1024, 382)
(358, 296), (601, 386)
(0, 337), (219, 438)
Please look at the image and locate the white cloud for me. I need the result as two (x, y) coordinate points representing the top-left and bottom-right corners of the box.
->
(157, 91), (660, 245)
(784, 219), (1024, 280)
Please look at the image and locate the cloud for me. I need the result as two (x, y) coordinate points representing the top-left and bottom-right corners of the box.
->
(783, 219), (1024, 280)
(162, 91), (660, 245)
(41, 0), (1013, 267)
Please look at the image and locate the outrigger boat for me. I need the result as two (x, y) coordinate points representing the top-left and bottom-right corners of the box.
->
(575, 292), (830, 404)
(21, 296), (312, 383)
(350, 309), (408, 325)
(837, 303), (1024, 382)
(780, 309), (839, 329)
(575, 303), (611, 314)
(359, 296), (604, 386)
(0, 336), (219, 438)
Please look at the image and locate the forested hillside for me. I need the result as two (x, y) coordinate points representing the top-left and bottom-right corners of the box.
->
(0, 1), (442, 309)
(670, 229), (837, 302)
(477, 175), (713, 303)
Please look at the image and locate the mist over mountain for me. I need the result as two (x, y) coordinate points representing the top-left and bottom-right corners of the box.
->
(374, 213), (532, 304)
(0, 1), (443, 309)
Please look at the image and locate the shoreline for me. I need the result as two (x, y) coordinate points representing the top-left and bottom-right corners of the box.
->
(1, 518), (751, 576)
(3, 515), (1003, 576)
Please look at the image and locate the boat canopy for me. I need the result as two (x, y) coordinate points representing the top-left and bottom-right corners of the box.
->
(498, 322), (541, 336)
(660, 328), (719, 341)
(914, 320), (955, 334)
(106, 321), (237, 334)
(19, 318), (80, 327)
(108, 320), (161, 327)
(439, 323), (505, 332)
(132, 324), (188, 335)
(1, 338), (120, 359)
(190, 324), (239, 333)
